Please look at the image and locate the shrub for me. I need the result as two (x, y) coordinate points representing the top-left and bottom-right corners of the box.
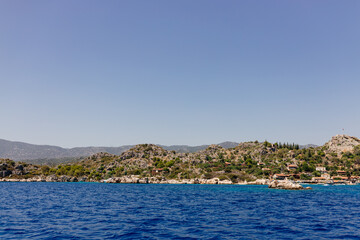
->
(300, 174), (311, 180)
(41, 166), (50, 175)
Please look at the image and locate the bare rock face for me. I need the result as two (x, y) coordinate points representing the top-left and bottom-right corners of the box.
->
(268, 180), (305, 190)
(325, 135), (360, 154)
(166, 179), (181, 184)
(120, 144), (168, 160)
(205, 178), (220, 184)
(201, 145), (224, 156)
(248, 179), (270, 185)
(105, 176), (143, 184)
(218, 179), (233, 185)
(46, 175), (58, 182)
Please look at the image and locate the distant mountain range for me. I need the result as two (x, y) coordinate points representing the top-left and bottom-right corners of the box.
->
(0, 139), (240, 162)
(0, 138), (317, 163)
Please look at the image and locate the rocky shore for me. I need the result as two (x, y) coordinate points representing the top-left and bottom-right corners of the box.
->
(0, 175), (253, 185)
(0, 176), (310, 190)
(0, 175), (86, 182)
(103, 176), (237, 184)
(0, 175), (234, 184)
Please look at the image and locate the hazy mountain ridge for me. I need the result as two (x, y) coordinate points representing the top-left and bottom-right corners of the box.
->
(299, 144), (318, 149)
(0, 139), (317, 163)
(0, 139), (240, 161)
(0, 139), (134, 161)
(160, 141), (240, 153)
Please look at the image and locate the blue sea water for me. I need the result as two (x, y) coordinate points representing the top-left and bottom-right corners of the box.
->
(1, 183), (360, 240)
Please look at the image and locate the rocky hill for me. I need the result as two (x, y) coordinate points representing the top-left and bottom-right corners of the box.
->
(325, 135), (360, 154)
(0, 158), (39, 178)
(49, 135), (360, 183)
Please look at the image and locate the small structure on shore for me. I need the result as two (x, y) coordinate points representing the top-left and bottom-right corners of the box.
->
(336, 170), (347, 176)
(287, 164), (298, 171)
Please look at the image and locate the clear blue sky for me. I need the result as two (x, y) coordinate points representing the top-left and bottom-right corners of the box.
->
(1, 0), (359, 148)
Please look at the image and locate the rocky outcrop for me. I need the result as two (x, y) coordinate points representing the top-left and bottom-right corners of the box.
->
(268, 180), (310, 190)
(247, 179), (270, 185)
(325, 135), (360, 154)
(120, 144), (168, 160)
(104, 176), (142, 184)
(218, 179), (233, 184)
(204, 178), (219, 184)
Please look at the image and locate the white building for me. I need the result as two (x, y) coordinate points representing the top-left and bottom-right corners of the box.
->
(316, 166), (327, 173)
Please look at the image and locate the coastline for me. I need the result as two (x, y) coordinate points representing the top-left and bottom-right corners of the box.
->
(0, 176), (238, 184)
(1, 176), (351, 187)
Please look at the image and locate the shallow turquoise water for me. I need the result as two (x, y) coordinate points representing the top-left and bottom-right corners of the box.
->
(0, 183), (359, 239)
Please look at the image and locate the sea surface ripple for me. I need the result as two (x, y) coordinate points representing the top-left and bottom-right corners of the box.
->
(1, 183), (360, 239)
